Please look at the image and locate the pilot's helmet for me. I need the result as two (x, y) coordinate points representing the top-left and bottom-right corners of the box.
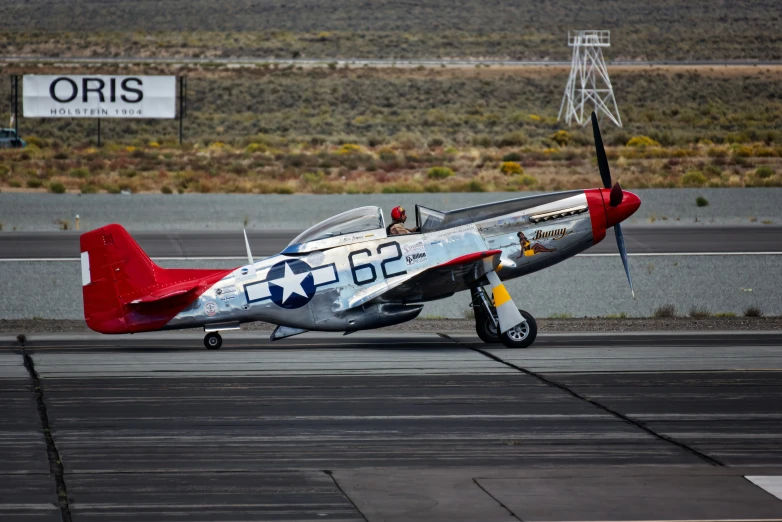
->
(391, 206), (405, 221)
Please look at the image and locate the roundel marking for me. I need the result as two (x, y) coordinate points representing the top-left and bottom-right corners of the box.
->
(267, 259), (316, 309)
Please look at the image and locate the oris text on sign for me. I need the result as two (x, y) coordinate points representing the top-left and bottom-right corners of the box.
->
(23, 75), (176, 119)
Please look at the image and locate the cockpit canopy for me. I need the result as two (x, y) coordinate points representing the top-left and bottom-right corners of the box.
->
(282, 206), (386, 254)
(415, 205), (446, 232)
(414, 191), (584, 233)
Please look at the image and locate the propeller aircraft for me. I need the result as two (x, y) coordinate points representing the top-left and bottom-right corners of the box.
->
(80, 113), (640, 349)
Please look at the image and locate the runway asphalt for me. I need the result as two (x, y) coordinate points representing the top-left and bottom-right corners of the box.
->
(1, 331), (781, 521)
(2, 226), (782, 258)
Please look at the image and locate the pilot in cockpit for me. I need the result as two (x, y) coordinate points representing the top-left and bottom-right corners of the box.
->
(387, 206), (419, 235)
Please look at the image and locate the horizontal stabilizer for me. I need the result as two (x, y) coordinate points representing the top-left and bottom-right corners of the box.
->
(129, 285), (199, 304)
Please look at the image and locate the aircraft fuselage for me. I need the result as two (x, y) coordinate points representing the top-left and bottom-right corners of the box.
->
(163, 188), (635, 333)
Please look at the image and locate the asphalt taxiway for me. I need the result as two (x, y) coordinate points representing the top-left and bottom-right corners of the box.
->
(1, 331), (782, 521)
(3, 226), (782, 259)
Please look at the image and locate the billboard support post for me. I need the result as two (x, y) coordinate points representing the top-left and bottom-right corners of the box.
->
(97, 118), (101, 147)
(13, 75), (19, 136)
(178, 76), (185, 145)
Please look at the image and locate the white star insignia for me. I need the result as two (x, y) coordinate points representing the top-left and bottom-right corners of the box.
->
(269, 262), (309, 304)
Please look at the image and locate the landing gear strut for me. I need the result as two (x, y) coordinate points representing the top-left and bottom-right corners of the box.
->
(469, 287), (537, 348)
(204, 332), (222, 350)
(471, 287), (500, 344)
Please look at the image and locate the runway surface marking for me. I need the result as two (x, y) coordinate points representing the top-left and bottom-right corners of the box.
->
(745, 476), (782, 501)
(4, 226), (781, 261)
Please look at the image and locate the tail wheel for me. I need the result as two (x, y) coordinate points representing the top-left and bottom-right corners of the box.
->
(204, 332), (222, 350)
(499, 310), (537, 349)
(475, 311), (500, 344)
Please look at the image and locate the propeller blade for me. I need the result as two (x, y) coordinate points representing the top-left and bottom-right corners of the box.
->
(591, 111), (612, 189)
(614, 222), (634, 298)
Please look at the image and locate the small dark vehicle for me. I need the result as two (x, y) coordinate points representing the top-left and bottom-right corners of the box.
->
(0, 128), (26, 148)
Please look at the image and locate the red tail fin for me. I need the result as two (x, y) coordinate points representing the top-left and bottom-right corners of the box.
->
(80, 224), (231, 334)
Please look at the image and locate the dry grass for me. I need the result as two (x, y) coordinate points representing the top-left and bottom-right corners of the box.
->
(1, 0), (780, 61)
(2, 64), (782, 194)
(2, 138), (782, 194)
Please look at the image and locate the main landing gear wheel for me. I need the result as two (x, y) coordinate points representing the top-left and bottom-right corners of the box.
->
(499, 310), (537, 349)
(204, 332), (222, 350)
(475, 311), (500, 344)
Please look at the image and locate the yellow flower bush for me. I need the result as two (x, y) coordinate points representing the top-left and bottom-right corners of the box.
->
(245, 143), (267, 154)
(549, 130), (572, 147)
(681, 170), (707, 187)
(427, 166), (454, 179)
(626, 136), (661, 148)
(500, 161), (523, 175)
(338, 143), (362, 155)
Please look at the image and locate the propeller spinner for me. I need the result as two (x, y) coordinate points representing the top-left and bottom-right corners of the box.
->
(590, 112), (636, 297)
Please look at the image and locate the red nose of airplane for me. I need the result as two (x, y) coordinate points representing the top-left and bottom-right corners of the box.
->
(585, 187), (642, 244)
(604, 189), (641, 228)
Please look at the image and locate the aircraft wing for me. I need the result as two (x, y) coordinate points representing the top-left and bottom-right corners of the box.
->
(336, 249), (501, 311)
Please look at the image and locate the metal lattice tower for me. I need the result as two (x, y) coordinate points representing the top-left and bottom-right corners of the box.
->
(558, 30), (622, 127)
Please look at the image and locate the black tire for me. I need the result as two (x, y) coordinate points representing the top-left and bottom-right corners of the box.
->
(499, 310), (537, 349)
(204, 332), (222, 350)
(475, 311), (501, 344)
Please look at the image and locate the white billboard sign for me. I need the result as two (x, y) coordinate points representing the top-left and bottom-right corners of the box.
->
(23, 75), (176, 119)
